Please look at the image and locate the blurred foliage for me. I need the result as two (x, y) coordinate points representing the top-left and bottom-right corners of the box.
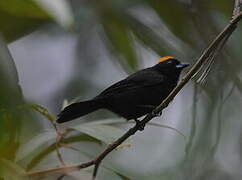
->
(1, 0), (242, 180)
(0, 0), (73, 42)
(0, 36), (24, 160)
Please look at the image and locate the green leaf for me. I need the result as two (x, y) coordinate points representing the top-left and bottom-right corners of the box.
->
(0, 0), (73, 42)
(0, 36), (20, 86)
(0, 36), (24, 159)
(0, 159), (28, 180)
(16, 130), (57, 162)
(0, 0), (48, 18)
(84, 119), (186, 139)
(32, 0), (74, 28)
(82, 118), (127, 125)
(120, 12), (193, 59)
(0, 12), (45, 42)
(26, 134), (99, 170)
(20, 104), (55, 122)
(101, 11), (138, 72)
(62, 96), (82, 109)
(147, 122), (186, 139)
(207, 0), (233, 16)
(71, 124), (126, 144)
(145, 0), (194, 45)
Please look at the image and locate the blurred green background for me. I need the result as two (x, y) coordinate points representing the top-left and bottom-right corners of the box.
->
(1, 0), (242, 179)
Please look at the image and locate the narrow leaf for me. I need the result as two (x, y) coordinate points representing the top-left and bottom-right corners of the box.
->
(83, 119), (186, 139)
(16, 130), (57, 162)
(20, 104), (55, 122)
(0, 36), (24, 159)
(71, 124), (126, 144)
(26, 134), (99, 170)
(101, 11), (138, 72)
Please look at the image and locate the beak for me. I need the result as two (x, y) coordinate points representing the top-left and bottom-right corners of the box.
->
(176, 62), (190, 69)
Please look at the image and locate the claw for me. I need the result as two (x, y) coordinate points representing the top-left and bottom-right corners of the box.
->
(134, 119), (145, 131)
(152, 110), (162, 117)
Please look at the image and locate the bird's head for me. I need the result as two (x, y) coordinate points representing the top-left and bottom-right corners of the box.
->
(154, 56), (189, 76)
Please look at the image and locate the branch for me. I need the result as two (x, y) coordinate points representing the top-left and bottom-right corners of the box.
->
(233, 0), (242, 17)
(25, 8), (242, 180)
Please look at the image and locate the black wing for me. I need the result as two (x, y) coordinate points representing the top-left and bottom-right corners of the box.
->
(95, 68), (165, 98)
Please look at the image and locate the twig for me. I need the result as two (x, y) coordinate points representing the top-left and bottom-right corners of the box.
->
(25, 161), (95, 176)
(92, 162), (100, 180)
(25, 7), (242, 180)
(55, 133), (65, 166)
(233, 0), (242, 18)
(56, 175), (65, 180)
(51, 121), (66, 167)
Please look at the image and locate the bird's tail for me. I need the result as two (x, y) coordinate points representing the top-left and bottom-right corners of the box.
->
(56, 99), (103, 123)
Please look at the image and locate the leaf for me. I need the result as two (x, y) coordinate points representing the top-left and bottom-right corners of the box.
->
(207, 0), (233, 16)
(0, 36), (20, 87)
(84, 119), (186, 139)
(26, 134), (99, 170)
(0, 158), (28, 180)
(0, 0), (73, 42)
(16, 130), (57, 162)
(20, 104), (55, 122)
(82, 118), (127, 125)
(124, 14), (169, 56)
(144, 0), (194, 45)
(121, 12), (192, 58)
(62, 99), (69, 109)
(71, 124), (126, 144)
(0, 12), (45, 42)
(101, 11), (138, 72)
(0, 36), (24, 159)
(62, 96), (82, 109)
(147, 122), (186, 140)
(0, 3), (45, 42)
(33, 0), (74, 28)
(0, 0), (48, 18)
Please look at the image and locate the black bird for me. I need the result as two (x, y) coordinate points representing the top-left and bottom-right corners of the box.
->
(57, 56), (189, 124)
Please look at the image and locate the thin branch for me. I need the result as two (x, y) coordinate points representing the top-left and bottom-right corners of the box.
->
(25, 161), (95, 176)
(57, 175), (65, 180)
(55, 135), (65, 165)
(25, 9), (242, 180)
(92, 162), (101, 180)
(52, 124), (65, 166)
(233, 0), (242, 18)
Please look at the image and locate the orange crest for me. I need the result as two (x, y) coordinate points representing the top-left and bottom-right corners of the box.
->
(158, 56), (174, 63)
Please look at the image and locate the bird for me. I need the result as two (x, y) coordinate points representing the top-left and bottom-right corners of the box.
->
(56, 56), (189, 125)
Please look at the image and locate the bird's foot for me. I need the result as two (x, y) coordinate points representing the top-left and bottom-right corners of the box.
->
(152, 110), (162, 117)
(134, 119), (145, 131)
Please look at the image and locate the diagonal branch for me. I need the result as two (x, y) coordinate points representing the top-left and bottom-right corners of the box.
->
(25, 7), (242, 180)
